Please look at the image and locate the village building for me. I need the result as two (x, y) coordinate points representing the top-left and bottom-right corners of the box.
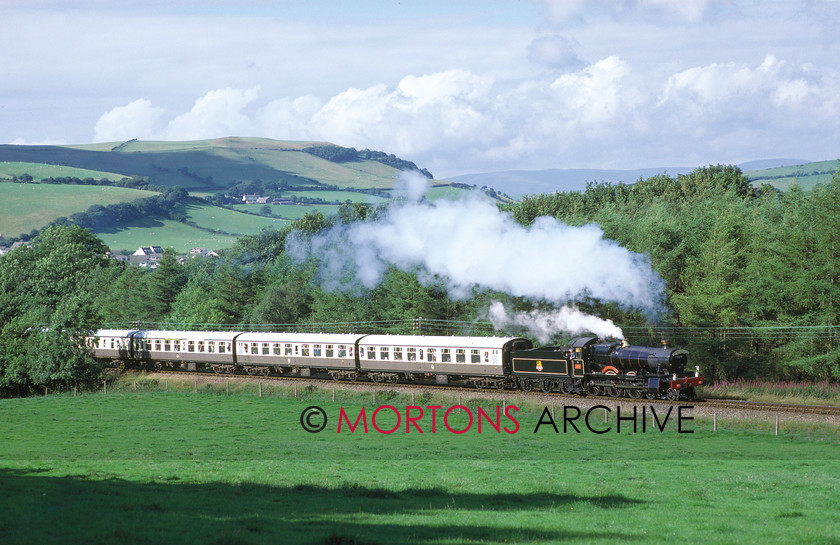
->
(129, 246), (164, 268)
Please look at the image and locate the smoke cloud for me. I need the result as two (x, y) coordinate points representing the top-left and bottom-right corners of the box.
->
(488, 301), (623, 342)
(288, 187), (663, 341)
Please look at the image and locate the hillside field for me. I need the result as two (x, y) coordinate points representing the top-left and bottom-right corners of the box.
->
(745, 159), (840, 191)
(0, 182), (157, 239)
(0, 384), (837, 545)
(93, 217), (240, 254)
(0, 161), (127, 182)
(0, 138), (404, 190)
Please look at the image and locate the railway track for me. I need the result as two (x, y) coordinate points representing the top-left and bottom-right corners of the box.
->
(701, 398), (840, 416)
(113, 368), (840, 417)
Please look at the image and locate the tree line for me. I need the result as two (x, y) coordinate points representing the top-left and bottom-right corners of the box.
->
(1, 165), (839, 396)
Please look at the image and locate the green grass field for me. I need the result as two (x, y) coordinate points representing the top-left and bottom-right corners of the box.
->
(1, 379), (837, 545)
(745, 159), (839, 191)
(232, 203), (338, 221)
(93, 217), (240, 254)
(178, 202), (290, 234)
(0, 182), (157, 239)
(283, 190), (388, 204)
(0, 161), (127, 182)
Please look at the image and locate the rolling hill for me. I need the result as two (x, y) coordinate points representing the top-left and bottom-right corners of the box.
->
(0, 137), (407, 190)
(449, 158), (838, 197)
(2, 136), (836, 253)
(0, 137), (462, 252)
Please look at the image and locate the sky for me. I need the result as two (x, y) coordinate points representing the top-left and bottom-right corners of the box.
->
(3, 0), (839, 178)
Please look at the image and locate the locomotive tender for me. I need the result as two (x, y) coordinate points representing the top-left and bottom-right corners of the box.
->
(90, 329), (703, 400)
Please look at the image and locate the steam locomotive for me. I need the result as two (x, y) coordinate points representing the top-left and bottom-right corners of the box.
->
(90, 329), (703, 400)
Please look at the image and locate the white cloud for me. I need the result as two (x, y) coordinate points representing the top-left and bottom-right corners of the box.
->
(9, 1), (840, 175)
(165, 87), (261, 141)
(94, 99), (164, 143)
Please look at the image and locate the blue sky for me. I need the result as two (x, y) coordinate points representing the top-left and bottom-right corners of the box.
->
(3, 0), (839, 177)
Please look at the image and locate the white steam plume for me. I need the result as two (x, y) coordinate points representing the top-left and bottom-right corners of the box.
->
(488, 301), (624, 342)
(288, 185), (663, 340)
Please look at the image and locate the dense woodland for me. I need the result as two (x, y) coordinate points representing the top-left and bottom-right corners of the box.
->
(1, 164), (839, 395)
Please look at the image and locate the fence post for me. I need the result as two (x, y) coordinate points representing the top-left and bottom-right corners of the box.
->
(332, 387), (335, 402)
(166, 380), (168, 392)
(775, 416), (779, 436)
(104, 380), (107, 394)
(227, 381), (229, 395)
(259, 382), (262, 398)
(74, 385), (77, 397)
(194, 380), (197, 393)
(295, 384), (297, 398)
(713, 412), (717, 432)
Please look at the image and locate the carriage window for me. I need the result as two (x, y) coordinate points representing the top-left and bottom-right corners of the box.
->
(380, 347), (389, 360)
(110, 338), (115, 349)
(154, 340), (162, 351)
(285, 344), (293, 356)
(198, 341), (205, 353)
(471, 349), (481, 363)
(301, 344), (309, 356)
(407, 348), (417, 361)
(219, 342), (226, 354)
(188, 341), (195, 352)
(208, 341), (215, 353)
(338, 345), (347, 357)
(393, 347), (403, 360)
(314, 344), (322, 357)
(262, 343), (269, 355)
(427, 348), (436, 362)
(174, 341), (181, 351)
(456, 349), (466, 363)
(326, 345), (334, 357)
(251, 343), (258, 355)
(441, 348), (451, 362)
(273, 343), (281, 355)
(164, 340), (171, 351)
(367, 347), (376, 360)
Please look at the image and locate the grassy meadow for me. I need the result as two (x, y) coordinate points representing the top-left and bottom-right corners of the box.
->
(93, 217), (240, 254)
(745, 159), (839, 191)
(178, 201), (290, 233)
(1, 378), (838, 545)
(0, 182), (157, 239)
(0, 161), (127, 182)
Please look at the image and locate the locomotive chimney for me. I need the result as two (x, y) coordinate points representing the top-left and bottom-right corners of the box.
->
(661, 339), (671, 349)
(621, 339), (629, 348)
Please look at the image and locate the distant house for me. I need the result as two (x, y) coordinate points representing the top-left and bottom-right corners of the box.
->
(242, 194), (261, 204)
(272, 198), (293, 205)
(107, 252), (129, 263)
(190, 247), (219, 258)
(130, 246), (164, 268)
(1, 242), (32, 256)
